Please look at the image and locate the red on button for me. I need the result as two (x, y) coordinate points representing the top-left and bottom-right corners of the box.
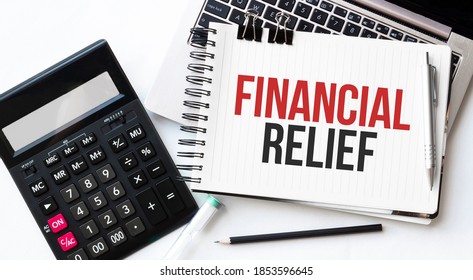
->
(58, 231), (77, 252)
(48, 213), (68, 233)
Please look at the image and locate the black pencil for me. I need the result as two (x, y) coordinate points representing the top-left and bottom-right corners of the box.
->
(214, 224), (382, 244)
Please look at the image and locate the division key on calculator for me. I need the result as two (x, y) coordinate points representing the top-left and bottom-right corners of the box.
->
(0, 39), (198, 260)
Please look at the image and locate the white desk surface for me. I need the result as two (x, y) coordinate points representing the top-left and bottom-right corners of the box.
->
(1, 0), (473, 260)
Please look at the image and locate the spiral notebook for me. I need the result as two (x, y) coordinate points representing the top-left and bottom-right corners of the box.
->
(176, 22), (451, 223)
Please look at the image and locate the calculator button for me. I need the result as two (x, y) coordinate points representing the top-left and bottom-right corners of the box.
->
(108, 134), (128, 153)
(127, 124), (146, 143)
(67, 248), (89, 260)
(136, 142), (156, 161)
(78, 174), (98, 193)
(98, 209), (117, 229)
(155, 178), (185, 214)
(58, 231), (78, 252)
(128, 169), (148, 188)
(29, 178), (48, 197)
(87, 237), (109, 258)
(116, 199), (136, 219)
(146, 160), (166, 179)
(107, 227), (127, 247)
(44, 153), (61, 167)
(125, 217), (146, 237)
(86, 145), (106, 165)
(62, 143), (78, 158)
(40, 196), (59, 215)
(80, 219), (100, 239)
(80, 133), (97, 147)
(96, 164), (116, 183)
(51, 165), (70, 185)
(136, 188), (167, 225)
(106, 181), (126, 201)
(68, 156), (88, 175)
(118, 152), (138, 171)
(70, 201), (90, 221)
(47, 213), (68, 233)
(60, 184), (80, 203)
(88, 191), (108, 211)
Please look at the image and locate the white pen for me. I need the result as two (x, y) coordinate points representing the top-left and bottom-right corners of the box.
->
(163, 194), (222, 259)
(423, 52), (436, 190)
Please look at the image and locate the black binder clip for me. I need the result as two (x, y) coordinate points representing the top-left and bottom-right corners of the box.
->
(268, 12), (293, 45)
(237, 9), (262, 42)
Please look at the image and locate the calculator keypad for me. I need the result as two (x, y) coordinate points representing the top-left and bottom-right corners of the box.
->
(16, 104), (197, 259)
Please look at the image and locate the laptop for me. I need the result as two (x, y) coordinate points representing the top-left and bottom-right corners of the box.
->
(145, 0), (473, 135)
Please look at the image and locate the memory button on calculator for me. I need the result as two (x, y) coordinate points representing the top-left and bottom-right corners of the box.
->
(136, 188), (167, 225)
(68, 156), (88, 175)
(80, 133), (97, 147)
(29, 178), (48, 197)
(44, 153), (61, 167)
(86, 146), (106, 165)
(51, 165), (70, 185)
(62, 143), (78, 158)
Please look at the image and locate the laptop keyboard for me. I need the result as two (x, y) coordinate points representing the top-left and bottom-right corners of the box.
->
(197, 0), (460, 76)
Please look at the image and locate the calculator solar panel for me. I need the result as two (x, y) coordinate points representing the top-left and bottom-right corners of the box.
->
(0, 40), (198, 259)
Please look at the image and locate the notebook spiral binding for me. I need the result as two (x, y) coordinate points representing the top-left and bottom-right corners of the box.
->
(177, 26), (217, 183)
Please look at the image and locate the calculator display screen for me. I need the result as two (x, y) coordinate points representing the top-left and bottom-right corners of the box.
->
(2, 72), (121, 152)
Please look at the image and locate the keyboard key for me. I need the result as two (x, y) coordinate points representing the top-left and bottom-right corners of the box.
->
(334, 6), (347, 17)
(248, 0), (266, 15)
(106, 181), (126, 201)
(44, 153), (60, 167)
(60, 184), (80, 203)
(261, 0), (276, 4)
(88, 191), (108, 211)
(155, 178), (185, 215)
(136, 188), (167, 225)
(79, 133), (96, 147)
(403, 35), (418, 42)
(198, 12), (226, 28)
(231, 0), (249, 9)
(96, 164), (116, 183)
(116, 200), (136, 219)
(310, 9), (328, 25)
(67, 248), (89, 260)
(361, 29), (377, 38)
(278, 0), (296, 12)
(146, 160), (166, 179)
(51, 165), (70, 185)
(86, 146), (106, 165)
(58, 231), (78, 252)
(294, 2), (312, 18)
(205, 0), (231, 19)
(126, 124), (146, 143)
(347, 12), (361, 23)
(136, 142), (156, 161)
(68, 156), (88, 175)
(48, 213), (67, 233)
(264, 6), (297, 29)
(229, 8), (246, 25)
(126, 217), (146, 237)
(319, 1), (333, 12)
(62, 143), (78, 158)
(379, 35), (390, 40)
(327, 15), (345, 33)
(108, 134), (128, 153)
(119, 152), (138, 171)
(87, 237), (109, 258)
(78, 174), (98, 193)
(362, 18), (376, 29)
(29, 177), (48, 197)
(296, 19), (314, 32)
(40, 196), (58, 215)
(80, 219), (99, 239)
(343, 22), (361, 36)
(389, 29), (404, 40)
(98, 209), (117, 229)
(305, 0), (320, 6)
(107, 227), (127, 247)
(315, 26), (331, 34)
(128, 169), (148, 188)
(376, 23), (389, 34)
(70, 201), (90, 221)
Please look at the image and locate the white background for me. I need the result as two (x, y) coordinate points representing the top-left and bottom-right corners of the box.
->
(1, 0), (473, 261)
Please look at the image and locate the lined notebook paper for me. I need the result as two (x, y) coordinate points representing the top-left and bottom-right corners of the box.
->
(179, 22), (451, 219)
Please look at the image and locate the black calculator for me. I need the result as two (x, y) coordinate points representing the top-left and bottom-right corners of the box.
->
(0, 40), (198, 259)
